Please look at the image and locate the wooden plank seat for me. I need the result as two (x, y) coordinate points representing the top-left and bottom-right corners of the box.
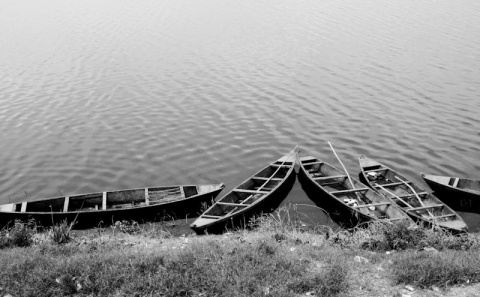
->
(145, 188), (150, 206)
(364, 168), (388, 173)
(63, 197), (70, 212)
(354, 202), (391, 208)
(271, 164), (291, 168)
(313, 175), (347, 180)
(21, 202), (27, 213)
(254, 187), (274, 191)
(406, 204), (444, 211)
(102, 192), (107, 210)
(233, 189), (269, 194)
(217, 202), (249, 207)
(317, 181), (343, 186)
(382, 217), (409, 222)
(425, 214), (457, 220)
(374, 181), (412, 188)
(330, 188), (370, 195)
(201, 215), (223, 219)
(391, 192), (428, 199)
(252, 177), (282, 181)
(302, 161), (324, 166)
(449, 177), (460, 187)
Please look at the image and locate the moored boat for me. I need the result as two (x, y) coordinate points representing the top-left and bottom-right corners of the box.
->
(422, 174), (480, 213)
(422, 174), (480, 199)
(297, 151), (414, 227)
(190, 149), (296, 234)
(359, 156), (468, 233)
(0, 184), (224, 229)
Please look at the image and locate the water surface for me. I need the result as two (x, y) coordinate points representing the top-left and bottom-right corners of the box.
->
(1, 0), (479, 230)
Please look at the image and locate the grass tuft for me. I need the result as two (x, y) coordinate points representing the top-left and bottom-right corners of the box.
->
(0, 232), (349, 297)
(391, 250), (480, 288)
(50, 219), (74, 244)
(329, 221), (479, 252)
(288, 263), (349, 297)
(0, 219), (36, 248)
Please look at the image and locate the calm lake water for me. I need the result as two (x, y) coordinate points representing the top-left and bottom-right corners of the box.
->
(1, 0), (479, 230)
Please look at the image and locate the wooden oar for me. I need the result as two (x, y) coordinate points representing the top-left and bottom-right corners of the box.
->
(327, 142), (373, 208)
(328, 141), (355, 189)
(376, 184), (413, 209)
(394, 175), (435, 219)
(394, 176), (425, 207)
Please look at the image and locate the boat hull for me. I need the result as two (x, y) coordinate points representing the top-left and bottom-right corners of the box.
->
(359, 156), (468, 233)
(423, 176), (480, 214)
(191, 172), (296, 234)
(0, 185), (224, 229)
(191, 151), (297, 235)
(297, 166), (370, 228)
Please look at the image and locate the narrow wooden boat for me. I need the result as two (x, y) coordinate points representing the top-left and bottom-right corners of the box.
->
(0, 184), (224, 229)
(422, 174), (480, 213)
(422, 174), (480, 198)
(297, 151), (414, 227)
(190, 149), (296, 234)
(359, 155), (468, 233)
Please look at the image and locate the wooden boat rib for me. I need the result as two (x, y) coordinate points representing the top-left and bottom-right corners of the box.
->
(359, 155), (468, 233)
(0, 184), (224, 229)
(422, 174), (480, 198)
(297, 151), (414, 226)
(190, 149), (296, 234)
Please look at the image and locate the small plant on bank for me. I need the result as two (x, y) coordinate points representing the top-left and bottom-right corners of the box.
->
(111, 220), (140, 234)
(0, 219), (36, 249)
(50, 219), (74, 244)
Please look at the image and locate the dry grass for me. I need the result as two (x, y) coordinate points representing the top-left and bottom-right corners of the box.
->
(1, 209), (480, 296)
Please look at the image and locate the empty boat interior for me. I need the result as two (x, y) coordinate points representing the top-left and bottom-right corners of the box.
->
(456, 179), (480, 191)
(203, 190), (266, 217)
(201, 163), (291, 218)
(13, 186), (194, 213)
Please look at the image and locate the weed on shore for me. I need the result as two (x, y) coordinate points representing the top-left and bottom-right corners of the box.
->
(0, 234), (349, 297)
(1, 212), (480, 296)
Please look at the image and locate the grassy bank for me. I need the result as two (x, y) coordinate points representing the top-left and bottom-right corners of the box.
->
(1, 214), (480, 297)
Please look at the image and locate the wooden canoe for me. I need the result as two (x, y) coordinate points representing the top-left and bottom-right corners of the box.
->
(190, 150), (296, 234)
(422, 174), (480, 198)
(0, 184), (224, 229)
(422, 174), (480, 213)
(297, 151), (414, 227)
(359, 155), (468, 233)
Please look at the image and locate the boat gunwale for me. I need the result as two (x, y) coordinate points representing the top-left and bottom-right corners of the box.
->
(191, 155), (296, 229)
(422, 174), (480, 196)
(0, 183), (225, 215)
(297, 152), (405, 222)
(359, 156), (467, 232)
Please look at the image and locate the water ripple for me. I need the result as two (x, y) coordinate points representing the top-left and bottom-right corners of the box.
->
(1, 0), (480, 228)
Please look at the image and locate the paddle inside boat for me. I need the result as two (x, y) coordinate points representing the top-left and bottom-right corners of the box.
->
(297, 150), (414, 227)
(359, 156), (468, 233)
